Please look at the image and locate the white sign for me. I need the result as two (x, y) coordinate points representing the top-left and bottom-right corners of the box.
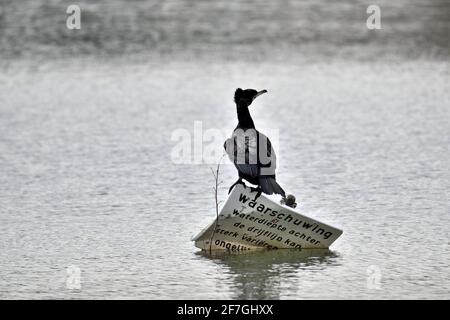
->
(193, 185), (343, 251)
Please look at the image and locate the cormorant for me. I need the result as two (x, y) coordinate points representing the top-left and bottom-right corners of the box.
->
(224, 88), (286, 200)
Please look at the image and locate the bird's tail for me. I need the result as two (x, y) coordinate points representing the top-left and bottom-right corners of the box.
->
(259, 176), (286, 198)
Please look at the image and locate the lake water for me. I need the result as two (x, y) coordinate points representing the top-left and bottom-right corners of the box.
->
(0, 0), (449, 299)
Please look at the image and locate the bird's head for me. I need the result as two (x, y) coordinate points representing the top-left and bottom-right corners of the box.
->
(234, 88), (267, 106)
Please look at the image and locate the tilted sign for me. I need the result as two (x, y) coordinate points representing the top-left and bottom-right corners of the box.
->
(192, 185), (343, 251)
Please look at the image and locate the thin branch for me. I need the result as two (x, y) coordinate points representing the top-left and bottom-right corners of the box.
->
(208, 153), (226, 252)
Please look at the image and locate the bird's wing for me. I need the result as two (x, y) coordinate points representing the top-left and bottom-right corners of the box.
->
(224, 130), (259, 178)
(257, 131), (277, 176)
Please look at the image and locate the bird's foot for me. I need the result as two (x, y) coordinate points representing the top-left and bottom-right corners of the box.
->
(228, 179), (246, 194)
(250, 187), (262, 201)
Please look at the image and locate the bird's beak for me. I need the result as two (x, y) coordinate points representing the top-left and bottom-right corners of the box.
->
(253, 89), (268, 100)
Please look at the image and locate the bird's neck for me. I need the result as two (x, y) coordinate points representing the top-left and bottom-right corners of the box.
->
(237, 105), (255, 129)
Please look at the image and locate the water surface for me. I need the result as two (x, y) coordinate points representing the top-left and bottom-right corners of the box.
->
(0, 0), (449, 299)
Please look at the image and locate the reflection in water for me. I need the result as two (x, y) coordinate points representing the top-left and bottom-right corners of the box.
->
(196, 249), (340, 299)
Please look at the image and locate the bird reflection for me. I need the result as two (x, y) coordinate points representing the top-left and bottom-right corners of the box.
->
(196, 249), (340, 299)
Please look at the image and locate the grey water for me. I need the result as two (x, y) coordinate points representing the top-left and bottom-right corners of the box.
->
(0, 0), (449, 299)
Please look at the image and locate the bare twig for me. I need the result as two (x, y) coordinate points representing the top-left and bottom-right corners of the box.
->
(209, 154), (226, 252)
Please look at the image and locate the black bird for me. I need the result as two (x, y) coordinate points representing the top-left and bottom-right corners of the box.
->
(224, 88), (286, 200)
